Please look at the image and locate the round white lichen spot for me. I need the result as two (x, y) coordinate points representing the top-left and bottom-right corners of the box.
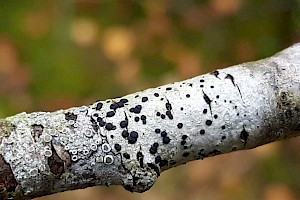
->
(71, 155), (78, 162)
(70, 149), (77, 154)
(43, 134), (52, 143)
(84, 129), (94, 137)
(90, 143), (97, 151)
(29, 168), (39, 177)
(44, 148), (52, 157)
(101, 143), (111, 152)
(104, 155), (114, 165)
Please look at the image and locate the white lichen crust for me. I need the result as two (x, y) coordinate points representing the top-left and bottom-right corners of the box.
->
(0, 43), (300, 199)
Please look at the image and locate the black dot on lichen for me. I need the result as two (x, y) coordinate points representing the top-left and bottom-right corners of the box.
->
(105, 123), (116, 130)
(123, 153), (130, 159)
(216, 95), (220, 99)
(163, 136), (170, 144)
(155, 128), (161, 133)
(221, 135), (226, 140)
(96, 102), (103, 110)
(161, 131), (167, 137)
(182, 135), (188, 140)
(154, 93), (159, 97)
(214, 114), (218, 119)
(203, 109), (207, 114)
(183, 152), (190, 157)
(186, 94), (190, 98)
(134, 117), (140, 122)
(240, 127), (249, 145)
(114, 144), (121, 151)
(205, 120), (212, 126)
(106, 111), (115, 117)
(142, 97), (148, 102)
(200, 79), (204, 83)
(200, 129), (205, 135)
(155, 156), (161, 164)
(120, 120), (128, 128)
(221, 125), (226, 129)
(122, 130), (129, 138)
(177, 123), (183, 129)
(166, 87), (172, 91)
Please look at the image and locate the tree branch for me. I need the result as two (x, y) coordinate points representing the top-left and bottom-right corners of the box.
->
(1, 43), (300, 199)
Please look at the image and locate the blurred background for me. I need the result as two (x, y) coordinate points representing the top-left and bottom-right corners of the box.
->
(0, 0), (300, 199)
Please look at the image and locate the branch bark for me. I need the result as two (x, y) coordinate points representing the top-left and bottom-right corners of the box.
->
(1, 43), (300, 199)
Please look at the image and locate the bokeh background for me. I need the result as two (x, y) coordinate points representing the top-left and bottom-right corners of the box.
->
(0, 0), (300, 199)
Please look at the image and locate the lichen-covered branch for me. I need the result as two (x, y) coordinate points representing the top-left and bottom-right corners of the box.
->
(1, 43), (300, 199)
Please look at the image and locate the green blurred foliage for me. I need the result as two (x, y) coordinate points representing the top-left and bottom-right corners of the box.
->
(0, 0), (299, 199)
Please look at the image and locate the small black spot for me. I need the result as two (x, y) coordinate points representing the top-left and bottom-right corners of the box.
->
(211, 70), (220, 78)
(182, 135), (188, 140)
(141, 115), (146, 120)
(216, 95), (220, 99)
(200, 85), (204, 88)
(106, 111), (115, 117)
(123, 153), (130, 159)
(134, 117), (140, 122)
(163, 137), (170, 144)
(203, 109), (208, 114)
(221, 125), (226, 130)
(166, 102), (172, 110)
(159, 160), (168, 167)
(186, 94), (190, 98)
(114, 144), (121, 151)
(120, 120), (128, 128)
(153, 142), (159, 148)
(128, 136), (137, 144)
(130, 131), (139, 138)
(200, 79), (205, 83)
(161, 114), (166, 119)
(166, 87), (172, 91)
(156, 112), (161, 116)
(166, 111), (173, 119)
(200, 129), (205, 135)
(205, 120), (212, 126)
(142, 97), (148, 102)
(240, 127), (249, 145)
(221, 135), (226, 140)
(122, 130), (129, 138)
(96, 102), (103, 110)
(181, 141), (186, 145)
(183, 152), (190, 157)
(180, 107), (184, 111)
(154, 93), (159, 97)
(155, 128), (161, 133)
(214, 114), (218, 119)
(105, 123), (116, 130)
(149, 146), (157, 154)
(161, 131), (167, 137)
(110, 103), (119, 110)
(225, 74), (236, 86)
(177, 123), (183, 129)
(120, 98), (128, 104)
(155, 156), (161, 164)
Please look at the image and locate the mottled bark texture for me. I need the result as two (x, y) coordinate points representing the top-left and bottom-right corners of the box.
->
(1, 43), (300, 199)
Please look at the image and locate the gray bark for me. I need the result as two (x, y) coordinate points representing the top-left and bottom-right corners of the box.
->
(1, 43), (300, 199)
